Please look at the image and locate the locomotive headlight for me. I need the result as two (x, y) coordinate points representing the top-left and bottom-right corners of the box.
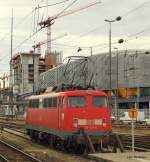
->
(73, 118), (78, 127)
(102, 119), (106, 127)
(78, 119), (87, 125)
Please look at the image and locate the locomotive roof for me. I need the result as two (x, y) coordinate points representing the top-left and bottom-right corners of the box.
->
(27, 90), (107, 100)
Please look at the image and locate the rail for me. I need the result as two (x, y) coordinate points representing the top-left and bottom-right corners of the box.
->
(3, 128), (29, 140)
(0, 154), (9, 162)
(0, 121), (24, 129)
(0, 139), (43, 162)
(118, 133), (150, 151)
(112, 123), (150, 129)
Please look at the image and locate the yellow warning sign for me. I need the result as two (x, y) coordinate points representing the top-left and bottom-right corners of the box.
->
(128, 108), (138, 119)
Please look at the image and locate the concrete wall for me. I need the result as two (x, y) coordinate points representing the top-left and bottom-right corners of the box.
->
(37, 50), (150, 91)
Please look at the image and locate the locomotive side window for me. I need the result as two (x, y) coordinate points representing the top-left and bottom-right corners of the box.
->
(47, 98), (52, 107)
(43, 98), (47, 108)
(30, 99), (39, 108)
(34, 99), (39, 108)
(43, 97), (57, 108)
(43, 98), (52, 108)
(29, 100), (32, 107)
(93, 96), (107, 107)
(67, 96), (86, 108)
(52, 97), (57, 108)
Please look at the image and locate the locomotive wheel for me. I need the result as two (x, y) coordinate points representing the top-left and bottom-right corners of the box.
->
(63, 140), (86, 154)
(63, 140), (70, 152)
(29, 130), (38, 142)
(76, 144), (86, 154)
(48, 135), (54, 148)
(29, 130), (34, 139)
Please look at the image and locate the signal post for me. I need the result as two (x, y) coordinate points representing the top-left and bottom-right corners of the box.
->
(128, 108), (138, 154)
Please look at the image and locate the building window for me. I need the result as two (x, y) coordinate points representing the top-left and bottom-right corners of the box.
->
(140, 87), (150, 97)
(28, 64), (34, 83)
(118, 103), (128, 109)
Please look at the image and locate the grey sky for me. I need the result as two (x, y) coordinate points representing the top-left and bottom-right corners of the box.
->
(0, 0), (150, 75)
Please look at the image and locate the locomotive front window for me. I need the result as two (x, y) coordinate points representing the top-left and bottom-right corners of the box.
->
(93, 96), (107, 107)
(67, 96), (86, 108)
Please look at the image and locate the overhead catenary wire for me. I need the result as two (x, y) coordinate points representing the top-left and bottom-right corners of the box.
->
(110, 25), (150, 49)
(14, 0), (44, 29)
(127, 27), (150, 38)
(13, 27), (43, 52)
(12, 0), (88, 55)
(40, 0), (47, 23)
(62, 0), (150, 47)
(0, 0), (45, 42)
(36, 0), (70, 9)
(122, 0), (150, 17)
(54, 29), (150, 54)
(53, 0), (78, 20)
(12, 0), (78, 53)
(52, 32), (150, 56)
(1, 0), (150, 61)
(37, 0), (71, 24)
(34, 0), (70, 32)
(61, 23), (150, 53)
(63, 24), (106, 44)
(53, 29), (147, 51)
(52, 43), (87, 48)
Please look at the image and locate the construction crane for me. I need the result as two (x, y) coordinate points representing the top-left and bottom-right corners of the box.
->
(32, 33), (67, 54)
(39, 0), (101, 54)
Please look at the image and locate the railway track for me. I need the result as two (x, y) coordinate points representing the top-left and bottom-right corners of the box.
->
(3, 128), (29, 140)
(3, 127), (150, 152)
(1, 127), (150, 162)
(0, 154), (10, 162)
(6, 127), (25, 134)
(1, 128), (97, 162)
(112, 123), (150, 129)
(0, 121), (24, 129)
(119, 134), (150, 151)
(0, 139), (43, 162)
(1, 123), (150, 156)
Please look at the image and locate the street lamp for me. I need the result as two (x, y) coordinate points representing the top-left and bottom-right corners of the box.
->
(77, 47), (82, 52)
(114, 47), (119, 120)
(104, 16), (122, 99)
(77, 47), (93, 56)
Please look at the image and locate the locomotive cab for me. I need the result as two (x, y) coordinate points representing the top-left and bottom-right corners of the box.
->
(58, 90), (112, 143)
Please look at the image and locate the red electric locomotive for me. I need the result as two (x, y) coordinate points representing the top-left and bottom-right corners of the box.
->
(26, 89), (112, 152)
